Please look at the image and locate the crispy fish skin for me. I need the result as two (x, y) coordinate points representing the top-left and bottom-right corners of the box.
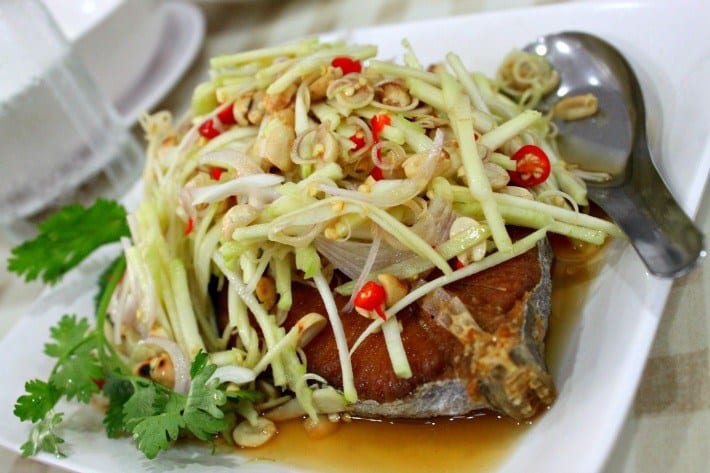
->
(281, 236), (556, 421)
(352, 238), (555, 421)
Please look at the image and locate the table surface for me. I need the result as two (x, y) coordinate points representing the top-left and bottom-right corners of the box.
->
(1, 1), (707, 472)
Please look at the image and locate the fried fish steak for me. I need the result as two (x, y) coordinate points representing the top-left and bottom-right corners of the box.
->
(283, 236), (555, 421)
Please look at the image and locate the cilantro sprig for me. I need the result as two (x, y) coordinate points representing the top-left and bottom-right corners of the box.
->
(7, 199), (130, 285)
(108, 352), (229, 459)
(12, 249), (235, 459)
(9, 200), (258, 459)
(13, 253), (128, 458)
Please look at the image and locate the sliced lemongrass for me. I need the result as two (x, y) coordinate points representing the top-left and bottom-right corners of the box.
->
(313, 272), (357, 402)
(267, 44), (377, 94)
(442, 71), (512, 252)
(388, 228), (547, 316)
(168, 259), (207, 357)
(478, 109), (541, 151)
(406, 77), (446, 111)
(190, 174), (284, 205)
(445, 52), (489, 113)
(210, 38), (321, 68)
(213, 252), (287, 386)
(251, 325), (299, 376)
(337, 224), (490, 295)
(344, 228), (382, 313)
(209, 365), (257, 386)
(382, 317), (412, 378)
(368, 60), (440, 84)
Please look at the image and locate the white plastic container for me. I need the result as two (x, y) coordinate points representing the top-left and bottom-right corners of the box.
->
(0, 0), (142, 232)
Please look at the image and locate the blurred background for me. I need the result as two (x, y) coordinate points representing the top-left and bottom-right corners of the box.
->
(0, 1), (706, 473)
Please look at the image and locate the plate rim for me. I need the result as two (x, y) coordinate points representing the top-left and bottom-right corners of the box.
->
(1, 1), (708, 472)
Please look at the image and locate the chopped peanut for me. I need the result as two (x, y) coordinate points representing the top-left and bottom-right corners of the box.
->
(133, 353), (175, 389)
(484, 162), (510, 190)
(499, 185), (535, 200)
(233, 417), (277, 448)
(309, 66), (344, 101)
(264, 84), (297, 112)
(221, 204), (259, 239)
(257, 116), (295, 172)
(378, 80), (414, 108)
(247, 90), (265, 125)
(402, 151), (450, 180)
(376, 274), (409, 307)
(255, 276), (277, 310)
(553, 93), (598, 121)
(272, 107), (295, 128)
(149, 353), (175, 388)
(450, 216), (487, 265)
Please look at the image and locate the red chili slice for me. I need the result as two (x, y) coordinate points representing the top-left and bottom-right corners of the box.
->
(370, 113), (391, 141)
(353, 281), (387, 320)
(331, 56), (362, 75)
(217, 103), (236, 125)
(184, 218), (195, 235)
(210, 167), (224, 180)
(198, 119), (220, 139)
(368, 114), (391, 178)
(370, 166), (384, 181)
(349, 132), (366, 152)
(509, 144), (551, 187)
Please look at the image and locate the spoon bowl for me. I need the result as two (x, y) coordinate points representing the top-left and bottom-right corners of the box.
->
(524, 31), (705, 277)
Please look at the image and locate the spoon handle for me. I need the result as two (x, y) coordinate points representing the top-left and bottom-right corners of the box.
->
(587, 141), (705, 278)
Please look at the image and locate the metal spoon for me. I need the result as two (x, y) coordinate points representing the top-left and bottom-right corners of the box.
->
(523, 31), (705, 278)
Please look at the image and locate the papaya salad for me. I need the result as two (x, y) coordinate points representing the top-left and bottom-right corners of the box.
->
(10, 38), (622, 459)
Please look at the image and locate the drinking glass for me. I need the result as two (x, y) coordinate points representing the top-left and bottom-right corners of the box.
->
(0, 0), (143, 238)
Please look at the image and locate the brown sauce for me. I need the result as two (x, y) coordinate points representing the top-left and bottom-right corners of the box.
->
(232, 236), (607, 472)
(244, 413), (523, 472)
(546, 235), (608, 371)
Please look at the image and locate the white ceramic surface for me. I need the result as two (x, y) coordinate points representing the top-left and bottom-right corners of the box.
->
(42, 0), (204, 124)
(41, 0), (125, 41)
(111, 1), (205, 124)
(0, 1), (708, 472)
(42, 1), (161, 106)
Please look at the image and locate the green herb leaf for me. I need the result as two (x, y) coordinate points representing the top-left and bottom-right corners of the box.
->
(131, 396), (185, 459)
(7, 199), (130, 284)
(14, 254), (128, 458)
(20, 411), (65, 458)
(117, 352), (231, 458)
(122, 380), (163, 431)
(44, 315), (102, 403)
(224, 388), (264, 403)
(189, 350), (210, 378)
(44, 315), (92, 358)
(95, 255), (126, 315)
(102, 375), (134, 438)
(13, 380), (61, 423)
(183, 362), (228, 440)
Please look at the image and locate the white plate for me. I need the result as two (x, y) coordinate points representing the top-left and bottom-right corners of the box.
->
(1, 1), (708, 472)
